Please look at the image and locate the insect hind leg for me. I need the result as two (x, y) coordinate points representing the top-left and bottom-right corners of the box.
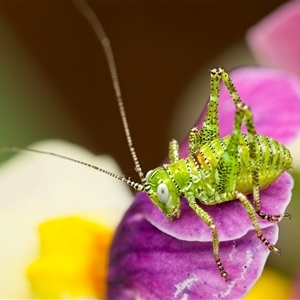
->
(234, 191), (281, 255)
(215, 100), (251, 195)
(192, 68), (223, 151)
(215, 68), (288, 222)
(188, 66), (228, 155)
(169, 139), (180, 163)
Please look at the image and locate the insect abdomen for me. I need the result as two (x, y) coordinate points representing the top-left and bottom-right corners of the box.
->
(238, 134), (292, 192)
(199, 134), (292, 194)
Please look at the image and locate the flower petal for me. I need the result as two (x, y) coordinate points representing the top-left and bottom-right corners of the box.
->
(108, 172), (293, 299)
(246, 1), (300, 78)
(0, 140), (132, 298)
(27, 216), (113, 299)
(108, 212), (278, 300)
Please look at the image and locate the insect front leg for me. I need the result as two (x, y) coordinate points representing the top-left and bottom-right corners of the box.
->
(187, 196), (230, 281)
(216, 68), (289, 222)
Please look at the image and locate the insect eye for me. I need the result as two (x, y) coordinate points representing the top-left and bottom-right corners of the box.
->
(157, 183), (169, 203)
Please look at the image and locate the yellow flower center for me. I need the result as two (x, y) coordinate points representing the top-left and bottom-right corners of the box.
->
(26, 216), (113, 299)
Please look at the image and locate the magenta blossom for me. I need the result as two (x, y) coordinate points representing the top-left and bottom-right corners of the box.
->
(247, 1), (300, 79)
(107, 67), (300, 299)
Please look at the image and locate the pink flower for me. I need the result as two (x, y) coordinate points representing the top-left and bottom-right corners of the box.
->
(247, 1), (300, 79)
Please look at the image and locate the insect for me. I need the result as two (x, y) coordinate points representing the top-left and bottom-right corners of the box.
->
(1, 0), (293, 281)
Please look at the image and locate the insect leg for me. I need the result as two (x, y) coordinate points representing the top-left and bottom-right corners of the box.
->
(234, 191), (281, 255)
(169, 139), (180, 163)
(218, 68), (289, 222)
(194, 69), (222, 150)
(216, 68), (260, 201)
(188, 197), (229, 281)
(188, 127), (200, 155)
(215, 102), (246, 195)
(257, 210), (291, 222)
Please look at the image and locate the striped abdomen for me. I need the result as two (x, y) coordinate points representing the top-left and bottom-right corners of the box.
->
(198, 134), (292, 194)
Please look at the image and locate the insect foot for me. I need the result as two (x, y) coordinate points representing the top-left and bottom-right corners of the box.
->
(284, 212), (292, 220)
(258, 233), (281, 256)
(257, 210), (292, 222)
(216, 258), (230, 281)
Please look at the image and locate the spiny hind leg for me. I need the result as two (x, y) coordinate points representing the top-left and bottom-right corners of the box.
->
(188, 196), (229, 280)
(169, 139), (180, 163)
(214, 68), (288, 222)
(190, 67), (250, 154)
(188, 127), (201, 155)
(215, 100), (251, 194)
(234, 191), (281, 255)
(190, 68), (223, 153)
(213, 68), (259, 196)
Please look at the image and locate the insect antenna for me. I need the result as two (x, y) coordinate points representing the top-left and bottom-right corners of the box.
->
(0, 146), (144, 192)
(0, 0), (147, 193)
(73, 0), (147, 186)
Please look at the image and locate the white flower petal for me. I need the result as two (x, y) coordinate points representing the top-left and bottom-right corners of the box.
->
(0, 140), (132, 298)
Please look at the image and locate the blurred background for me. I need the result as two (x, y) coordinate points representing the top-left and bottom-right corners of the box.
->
(0, 1), (287, 180)
(1, 0), (299, 297)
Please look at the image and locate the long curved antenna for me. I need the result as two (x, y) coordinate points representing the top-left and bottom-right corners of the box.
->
(0, 1), (147, 194)
(0, 146), (144, 191)
(73, 0), (146, 185)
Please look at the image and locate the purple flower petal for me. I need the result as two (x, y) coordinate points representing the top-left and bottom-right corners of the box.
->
(246, 1), (300, 78)
(108, 211), (278, 300)
(108, 173), (292, 299)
